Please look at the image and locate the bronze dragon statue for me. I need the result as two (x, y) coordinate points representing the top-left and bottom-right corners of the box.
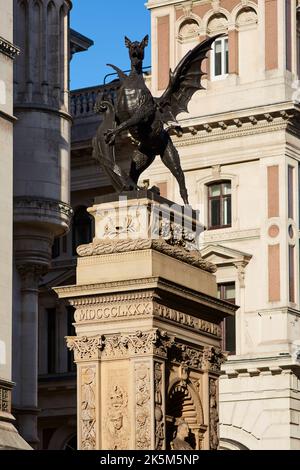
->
(93, 34), (221, 205)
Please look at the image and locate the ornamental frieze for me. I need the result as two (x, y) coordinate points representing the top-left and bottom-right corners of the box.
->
(66, 335), (105, 361)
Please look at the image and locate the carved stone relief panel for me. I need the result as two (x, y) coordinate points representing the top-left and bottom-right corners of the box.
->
(154, 361), (165, 450)
(102, 366), (130, 450)
(80, 366), (97, 450)
(135, 362), (151, 450)
(209, 378), (219, 450)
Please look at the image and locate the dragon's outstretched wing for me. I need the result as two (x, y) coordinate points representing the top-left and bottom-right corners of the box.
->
(156, 35), (223, 122)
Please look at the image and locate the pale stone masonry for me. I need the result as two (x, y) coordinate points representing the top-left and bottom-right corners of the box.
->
(56, 194), (236, 450)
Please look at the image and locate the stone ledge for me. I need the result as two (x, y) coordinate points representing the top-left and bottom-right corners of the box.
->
(77, 238), (216, 273)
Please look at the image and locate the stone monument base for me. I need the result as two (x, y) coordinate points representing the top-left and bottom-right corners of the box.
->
(0, 379), (32, 450)
(55, 192), (236, 450)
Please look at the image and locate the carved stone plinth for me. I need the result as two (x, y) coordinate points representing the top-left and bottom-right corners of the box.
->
(55, 193), (236, 450)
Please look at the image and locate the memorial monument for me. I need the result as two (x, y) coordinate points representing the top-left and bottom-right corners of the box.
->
(55, 34), (236, 450)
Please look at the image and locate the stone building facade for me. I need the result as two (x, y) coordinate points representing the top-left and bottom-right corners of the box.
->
(0, 0), (30, 450)
(144, 0), (300, 450)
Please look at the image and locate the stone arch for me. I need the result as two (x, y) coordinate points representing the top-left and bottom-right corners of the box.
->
(47, 425), (77, 450)
(220, 423), (260, 450)
(235, 7), (258, 29)
(207, 13), (229, 35)
(166, 379), (205, 450)
(178, 18), (200, 42)
(220, 438), (249, 450)
(203, 8), (230, 34)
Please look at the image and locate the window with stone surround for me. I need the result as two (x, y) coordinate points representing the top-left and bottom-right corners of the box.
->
(211, 36), (228, 80)
(207, 181), (232, 230)
(217, 282), (236, 355)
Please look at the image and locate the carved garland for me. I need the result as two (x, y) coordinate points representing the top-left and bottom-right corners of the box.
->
(77, 238), (216, 273)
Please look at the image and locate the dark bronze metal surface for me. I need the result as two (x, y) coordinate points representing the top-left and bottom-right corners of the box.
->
(92, 34), (222, 205)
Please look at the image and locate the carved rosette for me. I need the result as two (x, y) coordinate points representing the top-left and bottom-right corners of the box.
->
(209, 378), (219, 450)
(135, 362), (151, 450)
(105, 384), (129, 450)
(154, 362), (165, 450)
(80, 366), (97, 450)
(66, 335), (105, 362)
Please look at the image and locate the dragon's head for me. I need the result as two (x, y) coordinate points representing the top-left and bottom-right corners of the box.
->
(125, 35), (149, 72)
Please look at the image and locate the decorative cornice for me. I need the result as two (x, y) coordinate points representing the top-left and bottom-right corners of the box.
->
(67, 330), (173, 362)
(77, 238), (216, 273)
(14, 196), (73, 223)
(173, 108), (297, 147)
(0, 36), (20, 60)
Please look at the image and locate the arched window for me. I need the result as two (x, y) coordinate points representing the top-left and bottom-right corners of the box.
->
(207, 181), (232, 229)
(72, 206), (92, 255)
(207, 14), (229, 80)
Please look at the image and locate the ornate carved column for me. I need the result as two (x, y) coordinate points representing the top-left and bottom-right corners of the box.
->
(56, 193), (236, 450)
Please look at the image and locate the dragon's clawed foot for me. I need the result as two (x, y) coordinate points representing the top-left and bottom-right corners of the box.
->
(104, 129), (116, 145)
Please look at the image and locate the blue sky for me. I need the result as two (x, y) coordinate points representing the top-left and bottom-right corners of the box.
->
(70, 0), (151, 90)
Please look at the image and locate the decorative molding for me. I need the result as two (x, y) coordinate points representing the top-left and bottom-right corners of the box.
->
(80, 366), (96, 450)
(77, 238), (216, 273)
(0, 36), (20, 60)
(66, 335), (105, 362)
(135, 362), (151, 450)
(72, 291), (154, 308)
(203, 228), (260, 243)
(169, 344), (225, 372)
(102, 330), (172, 360)
(170, 343), (204, 370)
(14, 196), (73, 223)
(203, 346), (227, 372)
(174, 109), (297, 147)
(154, 362), (165, 450)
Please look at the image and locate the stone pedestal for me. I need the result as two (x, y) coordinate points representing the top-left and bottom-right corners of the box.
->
(55, 193), (236, 450)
